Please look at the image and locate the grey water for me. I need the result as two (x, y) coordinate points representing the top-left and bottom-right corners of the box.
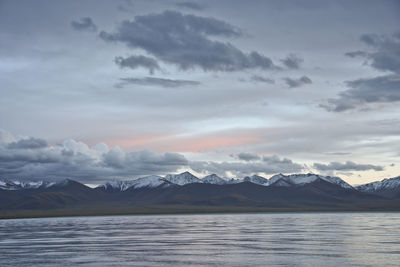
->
(0, 212), (400, 266)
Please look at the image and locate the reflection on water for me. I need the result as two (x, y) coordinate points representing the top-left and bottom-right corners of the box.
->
(0, 212), (399, 266)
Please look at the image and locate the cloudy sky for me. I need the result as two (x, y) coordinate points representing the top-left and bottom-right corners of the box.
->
(1, 0), (399, 185)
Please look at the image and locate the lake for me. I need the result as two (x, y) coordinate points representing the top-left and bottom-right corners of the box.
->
(0, 212), (399, 266)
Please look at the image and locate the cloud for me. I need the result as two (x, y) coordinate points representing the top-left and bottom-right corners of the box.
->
(0, 131), (188, 183)
(324, 32), (400, 112)
(117, 0), (135, 13)
(190, 155), (304, 177)
(115, 77), (201, 88)
(280, 54), (303, 69)
(235, 152), (260, 161)
(250, 75), (275, 84)
(321, 74), (400, 112)
(102, 148), (188, 172)
(313, 161), (384, 171)
(175, 2), (205, 11)
(99, 10), (277, 72)
(325, 152), (352, 156)
(115, 55), (161, 74)
(0, 131), (307, 183)
(7, 137), (47, 149)
(283, 76), (312, 88)
(346, 32), (400, 73)
(71, 17), (97, 32)
(262, 155), (297, 165)
(0, 129), (16, 143)
(345, 51), (368, 58)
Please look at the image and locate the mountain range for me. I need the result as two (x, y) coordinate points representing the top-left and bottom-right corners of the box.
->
(1, 172), (399, 219)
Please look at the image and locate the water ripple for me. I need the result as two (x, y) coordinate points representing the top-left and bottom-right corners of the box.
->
(0, 212), (400, 266)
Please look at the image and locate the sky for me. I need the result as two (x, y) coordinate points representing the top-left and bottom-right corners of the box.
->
(0, 0), (399, 185)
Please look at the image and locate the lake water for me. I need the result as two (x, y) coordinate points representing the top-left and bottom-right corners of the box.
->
(0, 212), (399, 266)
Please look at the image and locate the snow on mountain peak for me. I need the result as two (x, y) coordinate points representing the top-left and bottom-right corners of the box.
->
(1, 172), (357, 192)
(269, 173), (352, 189)
(270, 178), (292, 187)
(269, 173), (317, 186)
(202, 174), (227, 185)
(165, 171), (202, 185)
(101, 180), (135, 191)
(130, 175), (169, 189)
(356, 176), (400, 192)
(100, 175), (168, 191)
(242, 175), (269, 186)
(0, 179), (55, 190)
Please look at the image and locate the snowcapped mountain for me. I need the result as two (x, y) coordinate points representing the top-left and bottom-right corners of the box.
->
(202, 174), (227, 185)
(225, 178), (241, 184)
(0, 179), (55, 190)
(165, 171), (202, 185)
(269, 173), (353, 189)
(355, 176), (400, 197)
(321, 176), (353, 189)
(99, 180), (134, 191)
(270, 178), (292, 187)
(0, 178), (92, 191)
(269, 173), (317, 186)
(99, 172), (204, 192)
(356, 176), (400, 192)
(1, 172), (357, 193)
(241, 175), (269, 186)
(99, 175), (170, 191)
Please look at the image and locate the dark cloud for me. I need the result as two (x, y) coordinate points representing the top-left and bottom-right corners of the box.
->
(7, 137), (47, 149)
(115, 77), (201, 88)
(262, 155), (297, 165)
(71, 17), (97, 32)
(0, 132), (189, 183)
(235, 152), (260, 161)
(0, 132), (307, 183)
(0, 149), (60, 164)
(321, 74), (400, 112)
(360, 33), (380, 46)
(190, 155), (304, 177)
(283, 76), (312, 88)
(324, 32), (400, 112)
(345, 51), (368, 58)
(102, 148), (188, 173)
(99, 10), (277, 72)
(250, 75), (275, 84)
(280, 54), (303, 69)
(346, 32), (400, 74)
(313, 161), (384, 171)
(175, 2), (205, 11)
(115, 55), (161, 74)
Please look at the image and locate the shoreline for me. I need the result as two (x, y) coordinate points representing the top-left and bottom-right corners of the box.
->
(2, 205), (400, 220)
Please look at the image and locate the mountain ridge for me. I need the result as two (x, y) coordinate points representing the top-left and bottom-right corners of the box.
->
(1, 172), (400, 219)
(1, 173), (399, 219)
(1, 172), (398, 193)
(355, 176), (400, 198)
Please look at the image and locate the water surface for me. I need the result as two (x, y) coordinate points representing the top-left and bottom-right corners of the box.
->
(0, 212), (399, 266)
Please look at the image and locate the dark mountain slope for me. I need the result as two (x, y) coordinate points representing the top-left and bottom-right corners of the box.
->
(0, 178), (396, 216)
(116, 179), (384, 208)
(0, 179), (107, 210)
